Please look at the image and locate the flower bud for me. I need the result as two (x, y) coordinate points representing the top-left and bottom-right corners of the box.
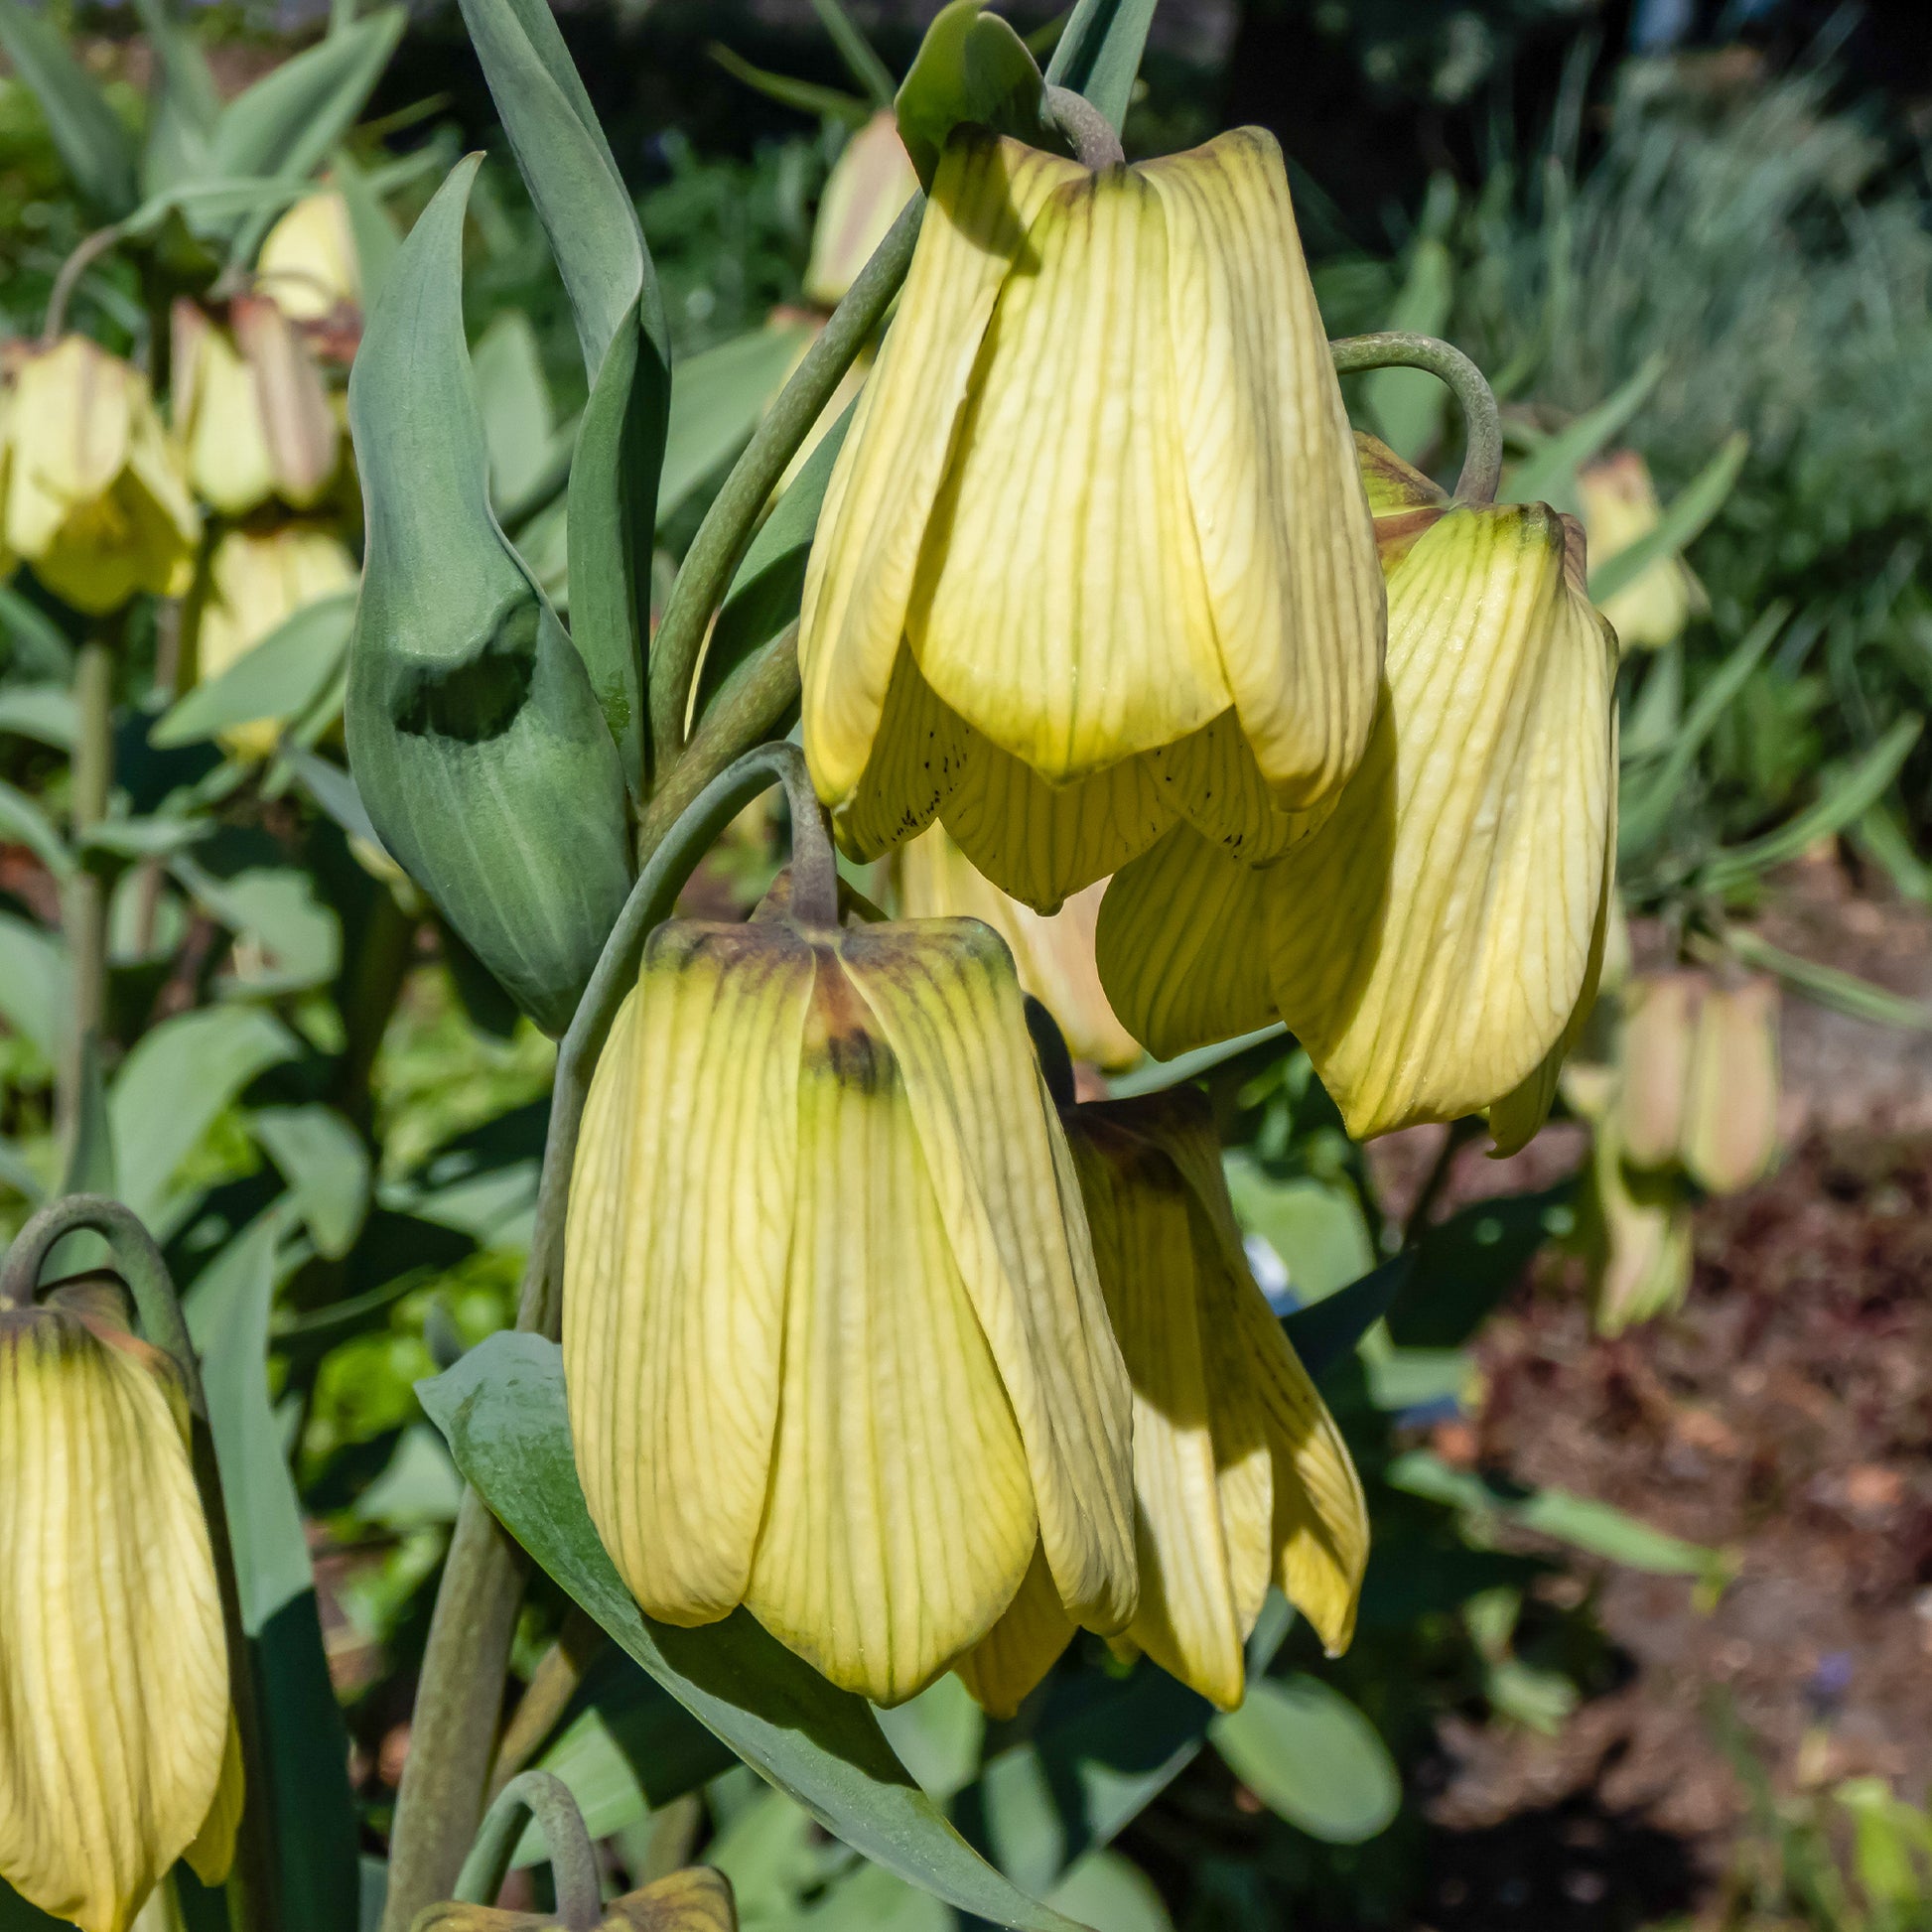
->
(1681, 975), (1780, 1194)
(800, 126), (1384, 912)
(255, 192), (361, 325)
(173, 298), (341, 516)
(1577, 450), (1695, 651)
(1616, 971), (1704, 1171)
(0, 337), (200, 615)
(957, 1089), (1365, 1716)
(803, 113), (920, 309)
(0, 1285), (232, 1932)
(190, 526), (360, 759)
(897, 823), (1140, 1070)
(410, 1865), (738, 1932)
(564, 907), (1136, 1705)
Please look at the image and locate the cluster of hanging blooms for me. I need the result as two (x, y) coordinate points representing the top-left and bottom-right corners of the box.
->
(0, 1278), (237, 1932)
(560, 111), (1619, 1716)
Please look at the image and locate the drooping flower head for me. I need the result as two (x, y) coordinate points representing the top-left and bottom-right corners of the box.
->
(411, 1865), (738, 1932)
(563, 898), (1136, 1705)
(800, 127), (1385, 913)
(0, 1280), (234, 1932)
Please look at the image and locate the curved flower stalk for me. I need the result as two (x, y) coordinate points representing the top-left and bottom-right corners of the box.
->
(0, 1280), (233, 1931)
(0, 336), (200, 614)
(897, 823), (1140, 1070)
(958, 1088), (1366, 1716)
(562, 825), (1136, 1705)
(1100, 435), (1618, 1147)
(799, 125), (1384, 912)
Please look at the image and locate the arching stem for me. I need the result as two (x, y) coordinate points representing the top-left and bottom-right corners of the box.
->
(41, 222), (128, 345)
(454, 1772), (604, 1930)
(1045, 85), (1126, 170)
(1328, 331), (1503, 505)
(1, 1194), (281, 1932)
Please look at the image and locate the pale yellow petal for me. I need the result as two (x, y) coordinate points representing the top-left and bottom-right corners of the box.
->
(1149, 710), (1329, 864)
(1142, 130), (1384, 809)
(953, 1541), (1076, 1720)
(1617, 971), (1703, 1171)
(1681, 977), (1780, 1195)
(0, 1311), (228, 1932)
(746, 948), (1035, 1705)
(563, 922), (813, 1624)
(232, 295), (340, 507)
(1095, 824), (1277, 1062)
(837, 919), (1138, 1635)
(1584, 1125), (1695, 1335)
(831, 643), (967, 864)
(609, 1864), (741, 1932)
(801, 131), (1083, 805)
(182, 1715), (243, 1887)
(183, 323), (277, 517)
(1265, 504), (1617, 1139)
(908, 162), (1228, 781)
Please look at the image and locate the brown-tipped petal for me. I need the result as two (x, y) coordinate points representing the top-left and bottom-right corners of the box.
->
(0, 1309), (229, 1932)
(744, 946), (1036, 1706)
(838, 920), (1139, 1636)
(1143, 130), (1385, 811)
(231, 295), (340, 507)
(953, 1540), (1076, 1720)
(1095, 825), (1277, 1063)
(607, 1865), (740, 1932)
(801, 132), (1084, 806)
(563, 922), (814, 1624)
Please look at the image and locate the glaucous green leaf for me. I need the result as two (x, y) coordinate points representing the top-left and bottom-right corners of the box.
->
(0, 911), (67, 1062)
(0, 0), (139, 212)
(154, 593), (356, 749)
(0, 683), (76, 750)
(0, 585), (75, 680)
(1045, 1852), (1173, 1932)
(251, 1103), (370, 1259)
(657, 321), (819, 526)
(1504, 353), (1664, 509)
(897, 0), (1048, 185)
(0, 778), (72, 879)
(345, 157), (634, 1035)
(1041, 0), (1160, 132)
(1588, 433), (1747, 606)
(1209, 1677), (1400, 1844)
(419, 1332), (1092, 1932)
(1385, 1183), (1575, 1351)
(174, 860), (342, 995)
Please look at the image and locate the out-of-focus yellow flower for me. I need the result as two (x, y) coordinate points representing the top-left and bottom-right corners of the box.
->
(411, 1865), (738, 1932)
(191, 526), (359, 759)
(804, 111), (919, 309)
(1681, 975), (1780, 1195)
(0, 1283), (233, 1932)
(563, 908), (1136, 1706)
(1577, 450), (1698, 651)
(173, 299), (341, 516)
(1100, 453), (1617, 1146)
(0, 337), (200, 614)
(897, 823), (1140, 1070)
(958, 1090), (1366, 1716)
(800, 127), (1384, 913)
(1579, 1123), (1694, 1335)
(255, 191), (361, 324)
(1616, 971), (1701, 1170)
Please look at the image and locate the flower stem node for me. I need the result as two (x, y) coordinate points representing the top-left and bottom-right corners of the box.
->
(958, 1089), (1367, 1716)
(0, 1282), (234, 1932)
(799, 126), (1385, 914)
(562, 907), (1137, 1707)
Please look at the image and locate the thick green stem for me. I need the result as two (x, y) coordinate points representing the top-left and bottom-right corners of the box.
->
(59, 637), (113, 1150)
(379, 739), (826, 1931)
(1, 1194), (281, 1932)
(647, 195), (923, 775)
(455, 1772), (602, 1928)
(1328, 331), (1503, 505)
(1045, 85), (1125, 169)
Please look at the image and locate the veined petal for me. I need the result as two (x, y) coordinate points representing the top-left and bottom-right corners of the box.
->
(909, 162), (1228, 781)
(801, 131), (1082, 806)
(0, 1310), (228, 1932)
(1069, 1115), (1248, 1710)
(940, 725), (1175, 914)
(1095, 824), (1277, 1061)
(953, 1540), (1074, 1720)
(838, 920), (1138, 1634)
(183, 1717), (244, 1888)
(232, 296), (339, 508)
(1143, 130), (1384, 809)
(1150, 710), (1329, 864)
(563, 922), (813, 1624)
(182, 322), (276, 517)
(1266, 505), (1617, 1139)
(832, 644), (968, 863)
(607, 1865), (741, 1932)
(746, 947), (1035, 1705)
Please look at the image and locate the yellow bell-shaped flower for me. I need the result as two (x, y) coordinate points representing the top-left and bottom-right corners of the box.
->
(563, 904), (1136, 1706)
(799, 127), (1385, 913)
(192, 526), (359, 759)
(0, 337), (200, 615)
(173, 298), (342, 516)
(1577, 450), (1696, 652)
(411, 1865), (738, 1932)
(1100, 443), (1617, 1146)
(897, 823), (1140, 1071)
(804, 112), (920, 309)
(1578, 1122), (1695, 1336)
(956, 1088), (1366, 1716)
(0, 1283), (233, 1932)
(255, 191), (361, 324)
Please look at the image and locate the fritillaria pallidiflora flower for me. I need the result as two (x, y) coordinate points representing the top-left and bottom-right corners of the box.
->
(799, 125), (1384, 913)
(410, 1865), (738, 1932)
(563, 891), (1136, 1706)
(957, 1088), (1366, 1716)
(0, 1281), (235, 1932)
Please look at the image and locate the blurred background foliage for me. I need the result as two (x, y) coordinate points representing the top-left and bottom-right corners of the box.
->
(3, 0), (1932, 1929)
